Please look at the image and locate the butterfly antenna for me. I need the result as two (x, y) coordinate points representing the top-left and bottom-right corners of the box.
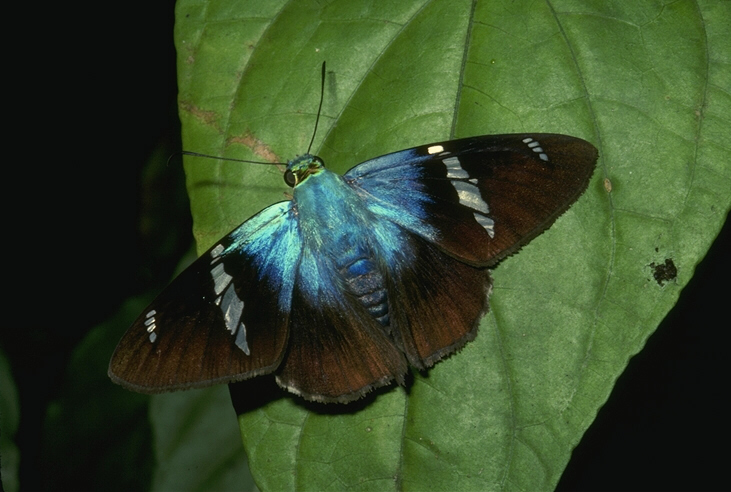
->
(180, 151), (284, 166)
(307, 61), (326, 155)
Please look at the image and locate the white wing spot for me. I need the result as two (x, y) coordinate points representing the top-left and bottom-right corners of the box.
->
(221, 287), (244, 334)
(145, 310), (158, 343)
(444, 157), (494, 232)
(209, 251), (250, 356)
(452, 181), (489, 214)
(235, 323), (250, 355)
(444, 156), (469, 179)
(427, 145), (444, 154)
(474, 213), (496, 238)
(524, 137), (550, 162)
(211, 244), (225, 259)
(211, 263), (233, 296)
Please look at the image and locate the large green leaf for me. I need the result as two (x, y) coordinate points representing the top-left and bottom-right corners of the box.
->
(169, 0), (730, 490)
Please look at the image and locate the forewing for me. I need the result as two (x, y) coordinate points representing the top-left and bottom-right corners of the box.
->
(109, 201), (302, 393)
(346, 133), (597, 266)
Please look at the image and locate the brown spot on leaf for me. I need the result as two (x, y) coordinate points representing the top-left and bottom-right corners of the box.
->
(229, 132), (281, 163)
(650, 258), (677, 286)
(178, 100), (221, 131)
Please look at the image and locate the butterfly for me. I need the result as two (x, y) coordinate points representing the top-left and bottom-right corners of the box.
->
(109, 64), (597, 403)
(109, 129), (597, 403)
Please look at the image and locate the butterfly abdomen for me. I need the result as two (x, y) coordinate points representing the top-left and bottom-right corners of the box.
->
(338, 256), (389, 326)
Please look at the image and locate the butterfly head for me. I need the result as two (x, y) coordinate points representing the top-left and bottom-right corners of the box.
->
(284, 154), (325, 187)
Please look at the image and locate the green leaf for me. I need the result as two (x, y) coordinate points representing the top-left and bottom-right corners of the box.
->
(150, 389), (255, 491)
(172, 0), (730, 490)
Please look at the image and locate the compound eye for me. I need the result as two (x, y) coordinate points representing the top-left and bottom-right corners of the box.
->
(284, 169), (296, 187)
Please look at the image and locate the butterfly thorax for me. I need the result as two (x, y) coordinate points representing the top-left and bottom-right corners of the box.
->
(293, 166), (390, 326)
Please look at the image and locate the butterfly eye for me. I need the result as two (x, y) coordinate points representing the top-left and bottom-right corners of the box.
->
(284, 170), (296, 187)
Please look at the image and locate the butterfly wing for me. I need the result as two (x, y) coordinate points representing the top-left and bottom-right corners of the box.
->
(275, 245), (409, 403)
(346, 133), (598, 266)
(109, 201), (302, 393)
(345, 133), (597, 367)
(381, 234), (493, 369)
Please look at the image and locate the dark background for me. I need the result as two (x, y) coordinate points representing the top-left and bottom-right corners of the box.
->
(5, 3), (728, 490)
